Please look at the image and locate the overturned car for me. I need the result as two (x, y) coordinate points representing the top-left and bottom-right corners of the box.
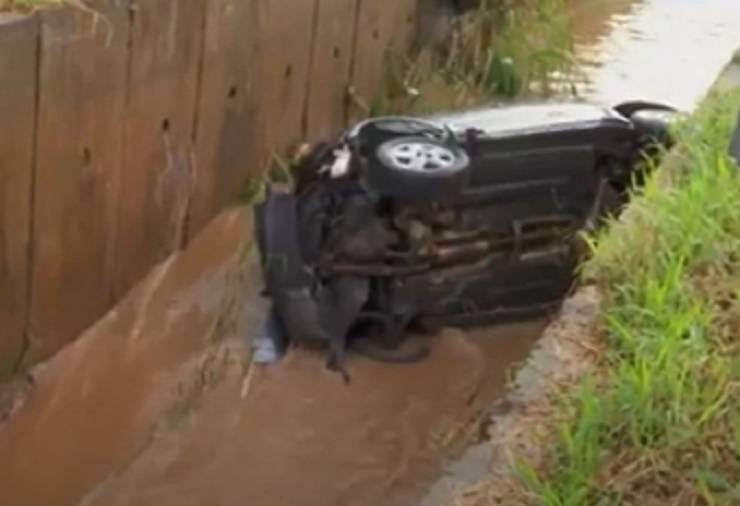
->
(254, 100), (678, 381)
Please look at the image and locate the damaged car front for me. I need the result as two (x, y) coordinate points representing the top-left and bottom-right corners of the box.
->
(254, 101), (678, 381)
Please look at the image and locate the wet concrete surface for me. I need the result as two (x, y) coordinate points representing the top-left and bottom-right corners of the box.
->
(2, 2), (740, 506)
(0, 209), (259, 506)
(418, 289), (603, 506)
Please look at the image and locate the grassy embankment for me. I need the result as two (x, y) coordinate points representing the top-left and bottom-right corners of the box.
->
(500, 87), (740, 504)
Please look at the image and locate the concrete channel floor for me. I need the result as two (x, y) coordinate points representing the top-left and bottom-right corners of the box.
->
(0, 207), (548, 506)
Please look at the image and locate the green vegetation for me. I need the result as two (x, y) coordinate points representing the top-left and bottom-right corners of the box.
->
(369, 0), (574, 116)
(516, 89), (740, 504)
(442, 0), (573, 98)
(0, 0), (60, 11)
(235, 153), (294, 206)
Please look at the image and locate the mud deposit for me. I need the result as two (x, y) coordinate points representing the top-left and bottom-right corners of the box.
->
(78, 324), (547, 506)
(0, 202), (547, 506)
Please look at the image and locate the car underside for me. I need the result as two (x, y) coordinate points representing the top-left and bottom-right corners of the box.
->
(254, 100), (678, 381)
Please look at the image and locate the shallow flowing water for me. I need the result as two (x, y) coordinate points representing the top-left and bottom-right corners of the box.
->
(569, 0), (740, 110)
(1, 2), (739, 506)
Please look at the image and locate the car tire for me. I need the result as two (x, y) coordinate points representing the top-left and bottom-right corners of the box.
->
(614, 100), (678, 146)
(632, 109), (679, 146)
(613, 100), (676, 118)
(366, 136), (470, 203)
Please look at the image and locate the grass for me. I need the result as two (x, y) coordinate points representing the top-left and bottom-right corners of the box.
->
(368, 0), (574, 116)
(0, 0), (60, 11)
(513, 89), (740, 504)
(441, 0), (573, 98)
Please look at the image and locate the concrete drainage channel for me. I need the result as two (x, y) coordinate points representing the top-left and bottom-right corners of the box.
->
(0, 3), (739, 506)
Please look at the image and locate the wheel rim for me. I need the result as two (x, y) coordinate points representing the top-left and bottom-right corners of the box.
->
(386, 141), (457, 172)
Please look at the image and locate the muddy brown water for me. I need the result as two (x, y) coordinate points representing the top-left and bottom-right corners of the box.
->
(1, 2), (740, 506)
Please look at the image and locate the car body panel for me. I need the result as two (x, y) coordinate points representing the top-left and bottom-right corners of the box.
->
(429, 102), (632, 137)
